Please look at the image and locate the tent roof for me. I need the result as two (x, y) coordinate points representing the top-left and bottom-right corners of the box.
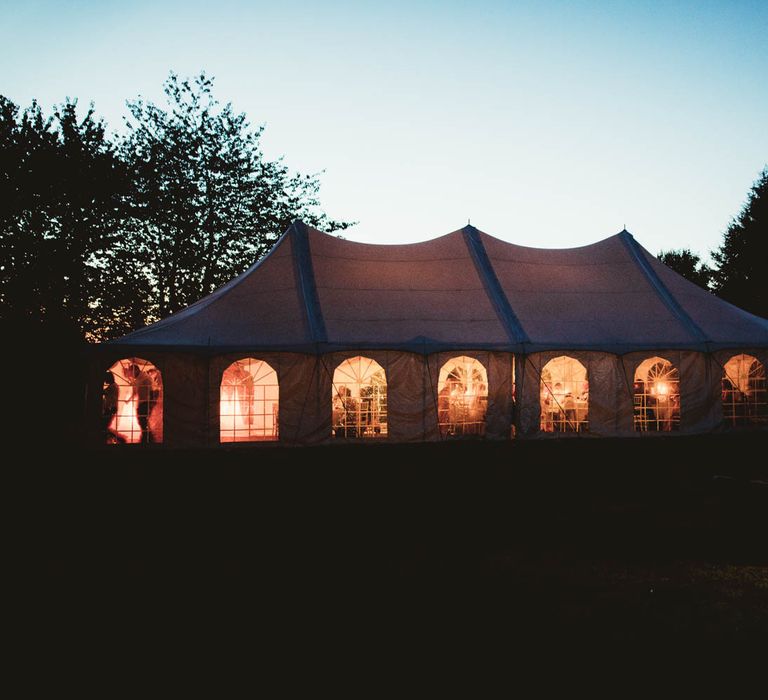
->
(110, 220), (768, 354)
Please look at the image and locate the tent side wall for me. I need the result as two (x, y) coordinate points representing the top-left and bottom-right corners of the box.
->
(423, 351), (515, 441)
(90, 350), (210, 447)
(620, 350), (720, 435)
(485, 352), (517, 440)
(518, 351), (624, 438)
(712, 347), (768, 431)
(208, 352), (327, 446)
(89, 349), (519, 446)
(165, 353), (209, 447)
(516, 349), (765, 438)
(385, 351), (436, 443)
(315, 350), (515, 443)
(89, 347), (767, 447)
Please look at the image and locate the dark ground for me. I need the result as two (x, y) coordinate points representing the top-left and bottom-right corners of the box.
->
(38, 434), (768, 656)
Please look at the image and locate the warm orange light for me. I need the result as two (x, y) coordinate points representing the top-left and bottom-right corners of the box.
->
(105, 358), (163, 444)
(437, 356), (488, 436)
(109, 395), (142, 443)
(219, 359), (279, 442)
(539, 356), (589, 433)
(331, 356), (388, 438)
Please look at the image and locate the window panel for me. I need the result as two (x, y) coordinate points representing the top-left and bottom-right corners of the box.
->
(540, 356), (589, 433)
(437, 356), (488, 437)
(104, 358), (163, 444)
(633, 357), (680, 432)
(722, 354), (767, 427)
(220, 359), (279, 442)
(332, 357), (387, 439)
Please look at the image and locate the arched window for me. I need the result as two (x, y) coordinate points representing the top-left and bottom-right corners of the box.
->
(633, 357), (680, 432)
(104, 358), (163, 444)
(220, 359), (279, 442)
(722, 354), (767, 427)
(540, 356), (589, 433)
(332, 356), (387, 438)
(437, 356), (488, 437)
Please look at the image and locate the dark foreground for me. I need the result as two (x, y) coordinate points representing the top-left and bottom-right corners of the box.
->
(40, 434), (767, 654)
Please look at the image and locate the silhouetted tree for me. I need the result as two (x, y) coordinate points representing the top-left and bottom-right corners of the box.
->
(0, 96), (135, 340)
(711, 168), (768, 318)
(121, 72), (352, 321)
(657, 249), (712, 290)
(1, 74), (352, 340)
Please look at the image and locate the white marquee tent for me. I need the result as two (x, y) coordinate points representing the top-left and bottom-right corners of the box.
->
(91, 221), (768, 445)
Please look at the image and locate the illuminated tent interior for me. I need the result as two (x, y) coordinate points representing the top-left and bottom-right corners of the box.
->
(91, 221), (768, 446)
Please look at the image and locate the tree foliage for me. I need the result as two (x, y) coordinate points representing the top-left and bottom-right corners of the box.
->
(0, 73), (352, 340)
(0, 96), (132, 339)
(657, 249), (712, 290)
(121, 73), (351, 321)
(711, 168), (768, 319)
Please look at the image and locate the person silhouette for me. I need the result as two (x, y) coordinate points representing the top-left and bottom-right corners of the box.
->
(103, 371), (125, 443)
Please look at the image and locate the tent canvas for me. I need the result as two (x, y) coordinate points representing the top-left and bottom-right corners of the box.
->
(111, 221), (768, 354)
(93, 221), (768, 446)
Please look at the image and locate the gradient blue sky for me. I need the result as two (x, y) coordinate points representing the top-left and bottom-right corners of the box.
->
(1, 0), (766, 258)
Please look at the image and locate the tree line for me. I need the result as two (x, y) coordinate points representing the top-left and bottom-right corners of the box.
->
(0, 72), (352, 341)
(658, 167), (767, 319)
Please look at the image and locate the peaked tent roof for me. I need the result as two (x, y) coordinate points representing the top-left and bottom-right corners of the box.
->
(111, 221), (768, 354)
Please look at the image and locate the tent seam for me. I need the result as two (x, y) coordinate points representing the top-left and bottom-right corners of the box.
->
(619, 231), (710, 348)
(290, 221), (328, 345)
(462, 225), (529, 348)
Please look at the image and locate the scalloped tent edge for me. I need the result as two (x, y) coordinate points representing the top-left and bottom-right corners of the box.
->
(107, 220), (768, 354)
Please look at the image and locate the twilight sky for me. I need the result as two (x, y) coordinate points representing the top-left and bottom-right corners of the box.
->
(1, 0), (766, 259)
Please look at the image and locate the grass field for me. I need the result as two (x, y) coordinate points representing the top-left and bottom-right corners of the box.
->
(41, 434), (767, 649)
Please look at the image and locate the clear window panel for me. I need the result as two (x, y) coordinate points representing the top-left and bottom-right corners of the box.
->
(104, 358), (163, 444)
(220, 359), (279, 442)
(633, 357), (680, 432)
(540, 356), (589, 433)
(332, 356), (387, 439)
(722, 354), (767, 427)
(437, 356), (488, 437)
